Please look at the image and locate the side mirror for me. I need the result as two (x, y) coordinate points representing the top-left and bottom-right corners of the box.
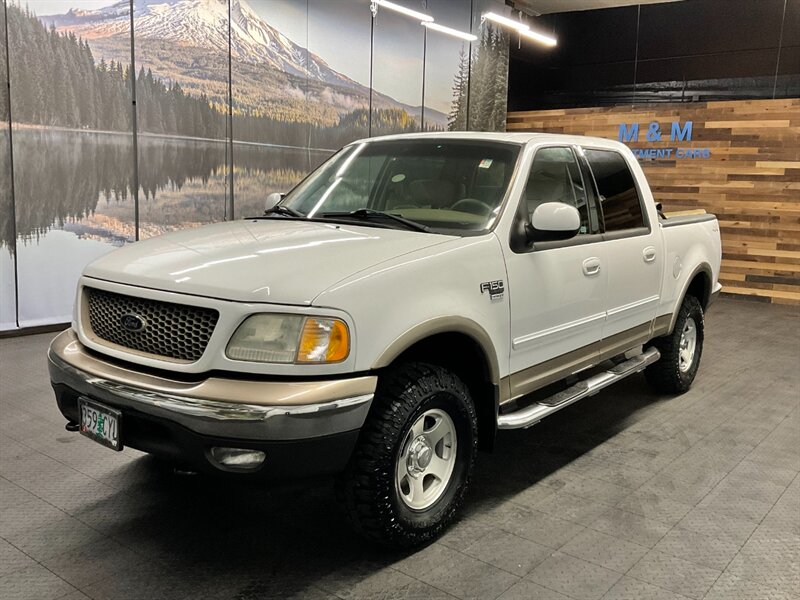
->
(265, 192), (285, 211)
(527, 202), (581, 243)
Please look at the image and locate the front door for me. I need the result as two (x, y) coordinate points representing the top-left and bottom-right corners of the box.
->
(502, 146), (607, 402)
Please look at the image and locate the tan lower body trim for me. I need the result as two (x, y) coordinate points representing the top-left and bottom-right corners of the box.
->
(501, 321), (656, 405)
(652, 313), (672, 337)
(597, 322), (651, 363)
(503, 343), (600, 404)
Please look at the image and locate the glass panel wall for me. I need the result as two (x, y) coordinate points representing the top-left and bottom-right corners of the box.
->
(0, 0), (511, 330)
(8, 0), (135, 326)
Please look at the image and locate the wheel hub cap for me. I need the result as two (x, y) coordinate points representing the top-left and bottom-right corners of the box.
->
(407, 436), (433, 475)
(395, 408), (457, 511)
(679, 317), (698, 373)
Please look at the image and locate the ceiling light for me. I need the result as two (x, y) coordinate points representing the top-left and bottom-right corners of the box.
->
(482, 11), (557, 47)
(374, 0), (433, 22)
(422, 21), (477, 41)
(482, 11), (528, 31)
(520, 28), (557, 47)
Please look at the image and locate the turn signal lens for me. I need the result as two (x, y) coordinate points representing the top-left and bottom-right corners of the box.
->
(296, 318), (350, 363)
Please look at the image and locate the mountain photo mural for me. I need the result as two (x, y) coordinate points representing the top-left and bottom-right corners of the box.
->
(42, 0), (450, 145)
(2, 0), (512, 328)
(0, 1), (15, 330)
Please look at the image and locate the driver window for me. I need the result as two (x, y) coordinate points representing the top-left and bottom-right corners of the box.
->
(524, 147), (591, 235)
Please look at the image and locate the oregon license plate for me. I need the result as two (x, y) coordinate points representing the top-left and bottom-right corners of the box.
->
(78, 398), (122, 451)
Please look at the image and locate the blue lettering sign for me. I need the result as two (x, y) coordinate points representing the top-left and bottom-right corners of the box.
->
(618, 123), (639, 143)
(670, 121), (693, 142)
(618, 120), (706, 159)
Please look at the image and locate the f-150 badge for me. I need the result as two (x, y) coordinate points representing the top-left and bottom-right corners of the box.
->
(480, 280), (504, 300)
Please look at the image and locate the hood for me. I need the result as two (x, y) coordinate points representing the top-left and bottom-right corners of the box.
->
(84, 219), (451, 305)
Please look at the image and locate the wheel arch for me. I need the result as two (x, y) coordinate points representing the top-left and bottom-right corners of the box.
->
(669, 262), (713, 334)
(371, 318), (500, 451)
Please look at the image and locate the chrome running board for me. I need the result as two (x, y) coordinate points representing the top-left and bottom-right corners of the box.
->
(497, 347), (661, 430)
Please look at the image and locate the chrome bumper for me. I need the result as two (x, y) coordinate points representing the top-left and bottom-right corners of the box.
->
(48, 330), (376, 441)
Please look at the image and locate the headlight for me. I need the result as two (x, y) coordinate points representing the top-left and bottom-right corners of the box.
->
(226, 314), (350, 364)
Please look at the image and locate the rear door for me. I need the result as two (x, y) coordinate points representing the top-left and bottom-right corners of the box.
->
(582, 147), (664, 355)
(503, 146), (607, 401)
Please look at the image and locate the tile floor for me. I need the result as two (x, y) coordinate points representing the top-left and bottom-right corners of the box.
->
(0, 298), (798, 600)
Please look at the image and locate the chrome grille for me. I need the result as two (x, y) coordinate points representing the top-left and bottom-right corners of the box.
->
(84, 287), (219, 362)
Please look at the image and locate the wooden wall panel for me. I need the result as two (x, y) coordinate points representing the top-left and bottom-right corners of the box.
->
(507, 98), (800, 305)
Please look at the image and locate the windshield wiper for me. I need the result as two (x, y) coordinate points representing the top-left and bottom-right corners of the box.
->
(260, 204), (304, 218)
(320, 209), (431, 233)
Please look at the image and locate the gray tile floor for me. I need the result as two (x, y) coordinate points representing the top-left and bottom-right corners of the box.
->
(0, 298), (798, 600)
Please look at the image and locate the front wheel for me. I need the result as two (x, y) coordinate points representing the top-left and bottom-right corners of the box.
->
(645, 295), (705, 394)
(336, 363), (478, 548)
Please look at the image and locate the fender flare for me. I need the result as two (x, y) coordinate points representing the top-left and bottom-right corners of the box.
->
(370, 316), (501, 385)
(668, 262), (713, 334)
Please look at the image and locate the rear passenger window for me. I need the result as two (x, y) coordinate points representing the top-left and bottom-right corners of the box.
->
(584, 149), (646, 232)
(523, 147), (591, 234)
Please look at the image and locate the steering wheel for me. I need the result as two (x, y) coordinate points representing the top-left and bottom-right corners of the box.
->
(450, 198), (493, 217)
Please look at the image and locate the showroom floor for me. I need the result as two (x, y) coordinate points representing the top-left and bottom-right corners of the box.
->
(0, 298), (798, 600)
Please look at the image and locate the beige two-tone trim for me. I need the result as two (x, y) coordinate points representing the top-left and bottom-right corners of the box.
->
(371, 316), (501, 385)
(503, 343), (599, 403)
(501, 321), (655, 405)
(597, 322), (652, 363)
(652, 313), (672, 338)
(51, 329), (377, 407)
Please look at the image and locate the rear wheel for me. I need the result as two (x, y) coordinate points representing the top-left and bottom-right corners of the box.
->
(336, 363), (478, 548)
(645, 295), (704, 394)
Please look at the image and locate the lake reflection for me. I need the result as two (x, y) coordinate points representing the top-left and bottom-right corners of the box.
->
(9, 129), (331, 246)
(7, 128), (331, 326)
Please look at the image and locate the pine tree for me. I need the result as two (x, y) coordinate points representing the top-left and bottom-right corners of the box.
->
(448, 47), (469, 131)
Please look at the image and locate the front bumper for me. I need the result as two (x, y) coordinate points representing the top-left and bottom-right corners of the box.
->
(48, 330), (377, 477)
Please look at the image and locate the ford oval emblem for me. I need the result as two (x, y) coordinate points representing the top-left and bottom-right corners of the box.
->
(120, 313), (146, 332)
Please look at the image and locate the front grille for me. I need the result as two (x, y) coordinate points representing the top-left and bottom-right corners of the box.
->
(84, 287), (219, 362)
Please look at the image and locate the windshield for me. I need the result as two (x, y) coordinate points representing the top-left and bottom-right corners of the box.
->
(280, 139), (521, 234)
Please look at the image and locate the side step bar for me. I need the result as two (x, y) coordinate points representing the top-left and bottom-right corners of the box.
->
(497, 347), (661, 430)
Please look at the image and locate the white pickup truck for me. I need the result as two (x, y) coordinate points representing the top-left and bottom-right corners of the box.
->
(49, 132), (722, 547)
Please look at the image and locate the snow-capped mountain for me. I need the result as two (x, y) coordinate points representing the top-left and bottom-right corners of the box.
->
(41, 0), (449, 126)
(44, 0), (360, 89)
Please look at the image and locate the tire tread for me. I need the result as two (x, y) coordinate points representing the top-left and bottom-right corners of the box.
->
(335, 362), (477, 548)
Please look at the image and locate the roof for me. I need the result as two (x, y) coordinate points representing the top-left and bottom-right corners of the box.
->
(349, 130), (625, 150)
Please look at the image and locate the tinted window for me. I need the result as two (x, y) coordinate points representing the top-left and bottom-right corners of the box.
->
(584, 149), (646, 231)
(523, 147), (591, 234)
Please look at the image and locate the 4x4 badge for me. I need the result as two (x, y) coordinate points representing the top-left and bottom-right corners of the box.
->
(480, 280), (504, 300)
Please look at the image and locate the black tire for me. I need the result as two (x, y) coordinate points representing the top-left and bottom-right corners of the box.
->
(335, 362), (478, 548)
(645, 295), (704, 394)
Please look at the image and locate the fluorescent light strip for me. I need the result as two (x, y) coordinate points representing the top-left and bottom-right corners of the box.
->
(482, 11), (557, 47)
(422, 21), (477, 41)
(482, 11), (528, 31)
(374, 0), (433, 22)
(520, 28), (557, 47)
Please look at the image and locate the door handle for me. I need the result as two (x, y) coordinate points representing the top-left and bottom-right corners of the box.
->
(643, 246), (657, 263)
(582, 257), (601, 277)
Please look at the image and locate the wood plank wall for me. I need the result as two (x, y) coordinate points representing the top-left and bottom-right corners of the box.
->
(507, 98), (800, 305)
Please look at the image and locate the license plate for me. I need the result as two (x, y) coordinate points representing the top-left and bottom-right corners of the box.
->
(78, 398), (122, 451)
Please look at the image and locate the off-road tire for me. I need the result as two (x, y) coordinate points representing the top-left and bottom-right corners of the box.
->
(335, 362), (478, 548)
(645, 295), (704, 394)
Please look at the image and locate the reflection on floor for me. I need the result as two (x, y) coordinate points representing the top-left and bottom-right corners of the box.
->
(0, 298), (798, 600)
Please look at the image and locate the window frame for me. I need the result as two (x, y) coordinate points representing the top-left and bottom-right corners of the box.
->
(509, 144), (604, 254)
(579, 145), (652, 239)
